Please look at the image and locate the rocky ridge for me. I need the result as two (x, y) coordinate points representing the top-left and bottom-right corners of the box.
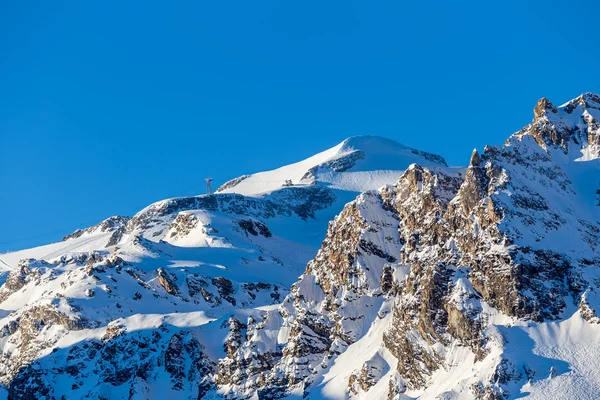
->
(213, 93), (600, 399)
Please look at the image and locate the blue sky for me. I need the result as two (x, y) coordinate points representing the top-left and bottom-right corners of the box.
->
(1, 0), (599, 251)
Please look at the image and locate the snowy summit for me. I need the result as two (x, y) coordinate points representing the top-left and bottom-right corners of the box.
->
(216, 135), (448, 196)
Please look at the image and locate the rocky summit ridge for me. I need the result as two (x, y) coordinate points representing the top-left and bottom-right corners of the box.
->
(1, 94), (600, 399)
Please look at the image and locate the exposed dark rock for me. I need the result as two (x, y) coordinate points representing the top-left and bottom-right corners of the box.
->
(236, 219), (272, 238)
(216, 174), (251, 192)
(62, 216), (130, 247)
(212, 277), (236, 306)
(157, 268), (179, 295)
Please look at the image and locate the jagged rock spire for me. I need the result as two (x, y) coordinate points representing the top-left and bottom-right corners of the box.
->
(469, 148), (481, 167)
(533, 97), (557, 119)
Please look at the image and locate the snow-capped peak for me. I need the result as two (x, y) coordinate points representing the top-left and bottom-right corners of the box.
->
(517, 92), (600, 159)
(560, 92), (600, 111)
(216, 135), (447, 196)
(337, 135), (411, 154)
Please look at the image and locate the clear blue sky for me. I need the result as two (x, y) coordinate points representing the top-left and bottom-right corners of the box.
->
(1, 1), (599, 251)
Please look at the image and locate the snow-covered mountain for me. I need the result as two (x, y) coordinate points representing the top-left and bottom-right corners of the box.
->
(1, 93), (600, 400)
(213, 94), (600, 399)
(0, 135), (446, 399)
(216, 135), (447, 196)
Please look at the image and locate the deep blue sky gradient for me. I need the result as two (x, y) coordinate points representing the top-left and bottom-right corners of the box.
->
(2, 1), (599, 251)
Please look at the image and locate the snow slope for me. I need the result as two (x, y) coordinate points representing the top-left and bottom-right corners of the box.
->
(217, 135), (447, 196)
(0, 232), (116, 269)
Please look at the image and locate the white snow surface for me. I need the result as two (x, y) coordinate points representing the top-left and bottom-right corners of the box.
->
(217, 135), (447, 196)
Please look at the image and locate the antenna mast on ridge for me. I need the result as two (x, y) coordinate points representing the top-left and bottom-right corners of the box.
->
(205, 178), (213, 195)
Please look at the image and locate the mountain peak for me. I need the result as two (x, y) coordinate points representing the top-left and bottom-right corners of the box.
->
(337, 135), (410, 153)
(570, 92), (600, 111)
(533, 97), (557, 119)
(469, 148), (481, 167)
(216, 135), (446, 196)
(522, 92), (600, 156)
